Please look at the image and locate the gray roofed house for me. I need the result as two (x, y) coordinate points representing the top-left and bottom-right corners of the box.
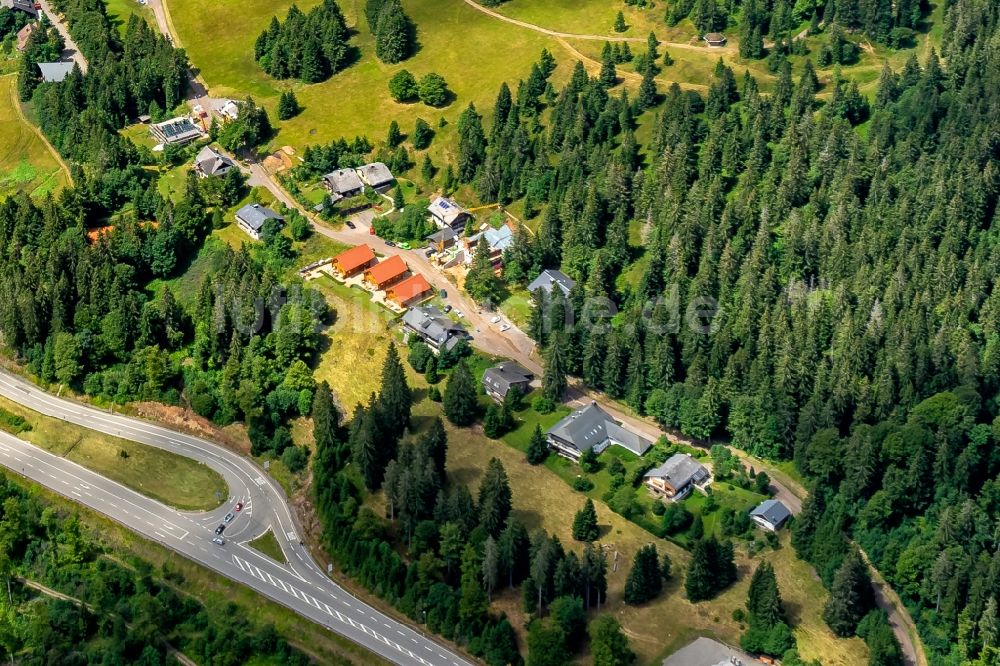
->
(235, 203), (283, 241)
(323, 168), (364, 199)
(428, 197), (471, 230)
(194, 146), (235, 177)
(528, 269), (575, 297)
(546, 402), (652, 461)
(663, 637), (765, 666)
(750, 499), (792, 532)
(355, 162), (394, 190)
(402, 306), (468, 352)
(37, 62), (75, 83)
(644, 453), (710, 500)
(426, 226), (458, 250)
(482, 362), (534, 402)
(2, 0), (38, 17)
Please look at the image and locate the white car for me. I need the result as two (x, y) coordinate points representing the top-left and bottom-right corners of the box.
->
(455, 311), (464, 318)
(490, 315), (501, 324)
(212, 537), (226, 546)
(224, 512), (235, 523)
(499, 324), (511, 332)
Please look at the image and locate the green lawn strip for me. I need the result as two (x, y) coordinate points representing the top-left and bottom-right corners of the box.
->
(0, 394), (227, 511)
(248, 529), (289, 565)
(2, 470), (382, 666)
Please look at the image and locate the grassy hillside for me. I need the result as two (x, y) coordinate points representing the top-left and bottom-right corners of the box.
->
(0, 75), (69, 200)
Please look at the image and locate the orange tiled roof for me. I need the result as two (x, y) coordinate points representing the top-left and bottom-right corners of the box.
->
(387, 273), (432, 305)
(332, 244), (376, 274)
(364, 254), (407, 286)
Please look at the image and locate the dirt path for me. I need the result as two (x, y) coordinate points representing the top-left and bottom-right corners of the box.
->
(6, 75), (72, 187)
(553, 37), (708, 91)
(856, 547), (926, 666)
(461, 0), (731, 54)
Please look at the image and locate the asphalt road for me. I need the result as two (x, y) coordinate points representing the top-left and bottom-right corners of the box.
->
(0, 370), (472, 666)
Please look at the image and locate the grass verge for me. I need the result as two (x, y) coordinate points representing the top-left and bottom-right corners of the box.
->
(248, 529), (289, 565)
(0, 394), (227, 511)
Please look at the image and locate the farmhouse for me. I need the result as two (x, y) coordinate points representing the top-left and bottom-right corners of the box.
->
(217, 99), (240, 121)
(528, 269), (575, 297)
(750, 499), (792, 532)
(402, 306), (467, 352)
(363, 255), (408, 291)
(546, 403), (652, 461)
(704, 32), (727, 47)
(150, 116), (202, 146)
(428, 197), (471, 230)
(330, 244), (377, 279)
(16, 22), (38, 52)
(644, 453), (710, 501)
(2, 0), (38, 18)
(37, 62), (74, 83)
(426, 226), (458, 252)
(324, 168), (364, 199)
(193, 146), (235, 177)
(356, 162), (395, 191)
(482, 362), (533, 402)
(234, 203), (283, 241)
(386, 274), (432, 307)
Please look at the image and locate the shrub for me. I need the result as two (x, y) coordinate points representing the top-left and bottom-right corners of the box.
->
(572, 476), (594, 492)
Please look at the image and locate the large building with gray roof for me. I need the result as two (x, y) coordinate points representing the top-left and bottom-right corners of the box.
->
(402, 306), (468, 352)
(482, 362), (534, 402)
(644, 453), (710, 500)
(545, 402), (652, 461)
(235, 203), (283, 241)
(528, 269), (575, 297)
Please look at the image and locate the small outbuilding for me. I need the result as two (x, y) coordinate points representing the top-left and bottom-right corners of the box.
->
(235, 203), (283, 241)
(704, 32), (727, 47)
(750, 499), (792, 532)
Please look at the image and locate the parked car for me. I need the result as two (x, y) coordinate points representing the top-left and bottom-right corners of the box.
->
(224, 512), (235, 523)
(369, 226), (375, 235)
(443, 305), (452, 313)
(455, 311), (464, 318)
(215, 525), (226, 535)
(500, 324), (511, 332)
(385, 240), (396, 247)
(490, 315), (501, 324)
(212, 537), (226, 546)
(425, 248), (435, 257)
(399, 242), (411, 250)
(345, 220), (356, 229)
(234, 502), (243, 511)
(439, 289), (447, 299)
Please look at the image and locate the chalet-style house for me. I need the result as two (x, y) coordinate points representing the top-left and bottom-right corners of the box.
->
(428, 197), (471, 230)
(545, 403), (652, 461)
(194, 146), (235, 178)
(644, 453), (710, 501)
(482, 363), (533, 402)
(527, 269), (575, 297)
(386, 274), (432, 307)
(323, 168), (364, 200)
(356, 162), (394, 191)
(750, 499), (792, 532)
(150, 116), (202, 145)
(235, 203), (283, 241)
(402, 306), (467, 352)
(363, 255), (408, 291)
(330, 244), (377, 279)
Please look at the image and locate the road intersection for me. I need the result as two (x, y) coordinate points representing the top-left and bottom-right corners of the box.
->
(0, 370), (472, 666)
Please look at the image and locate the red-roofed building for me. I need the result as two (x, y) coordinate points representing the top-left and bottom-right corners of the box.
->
(364, 255), (408, 290)
(331, 244), (376, 278)
(386, 274), (432, 307)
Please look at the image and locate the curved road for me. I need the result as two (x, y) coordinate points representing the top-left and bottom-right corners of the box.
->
(0, 370), (472, 666)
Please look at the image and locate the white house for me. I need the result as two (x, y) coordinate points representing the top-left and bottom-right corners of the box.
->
(235, 203), (283, 241)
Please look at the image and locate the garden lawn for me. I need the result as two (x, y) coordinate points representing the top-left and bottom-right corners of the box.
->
(0, 75), (69, 200)
(0, 395), (227, 511)
(105, 0), (155, 34)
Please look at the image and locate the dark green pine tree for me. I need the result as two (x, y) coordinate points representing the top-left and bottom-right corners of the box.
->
(387, 119), (403, 147)
(572, 499), (599, 542)
(352, 394), (385, 490)
(624, 544), (663, 604)
(746, 561), (784, 626)
(277, 90), (301, 120)
(376, 344), (411, 439)
(599, 45), (618, 88)
(499, 518), (531, 588)
(443, 359), (479, 426)
(457, 103), (487, 182)
(526, 424), (549, 464)
(823, 549), (874, 637)
(685, 537), (716, 602)
(614, 10), (627, 32)
(589, 616), (635, 666)
(312, 380), (341, 471)
(373, 0), (412, 64)
(543, 332), (567, 402)
(636, 64), (658, 110)
(478, 457), (513, 537)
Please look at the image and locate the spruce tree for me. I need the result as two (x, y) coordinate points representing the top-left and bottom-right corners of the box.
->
(312, 381), (341, 471)
(376, 344), (411, 439)
(443, 359), (479, 426)
(572, 499), (599, 542)
(526, 424), (549, 464)
(479, 457), (513, 538)
(387, 119), (403, 147)
(685, 537), (715, 602)
(589, 616), (635, 666)
(614, 11), (627, 32)
(624, 544), (662, 604)
(457, 103), (487, 182)
(373, 0), (412, 64)
(277, 90), (301, 119)
(823, 549), (874, 637)
(418, 416), (448, 478)
(636, 64), (658, 110)
(543, 333), (567, 402)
